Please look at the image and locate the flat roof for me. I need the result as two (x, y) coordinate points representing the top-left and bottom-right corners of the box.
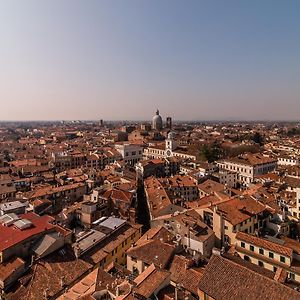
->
(0, 201), (27, 212)
(75, 230), (106, 256)
(99, 217), (126, 231)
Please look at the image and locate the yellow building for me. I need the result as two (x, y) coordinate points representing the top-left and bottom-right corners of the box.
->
(235, 232), (300, 283)
(197, 196), (268, 247)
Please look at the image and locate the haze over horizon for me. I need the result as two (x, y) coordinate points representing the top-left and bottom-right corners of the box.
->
(0, 0), (299, 121)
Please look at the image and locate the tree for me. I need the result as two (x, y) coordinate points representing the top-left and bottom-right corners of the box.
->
(198, 143), (221, 163)
(252, 132), (264, 146)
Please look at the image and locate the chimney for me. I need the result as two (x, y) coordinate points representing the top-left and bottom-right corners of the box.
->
(60, 276), (65, 288)
(274, 267), (287, 283)
(175, 285), (178, 300)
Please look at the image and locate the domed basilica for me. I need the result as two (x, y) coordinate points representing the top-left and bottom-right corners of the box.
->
(152, 109), (163, 130)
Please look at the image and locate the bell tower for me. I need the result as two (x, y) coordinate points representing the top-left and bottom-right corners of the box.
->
(166, 132), (177, 151)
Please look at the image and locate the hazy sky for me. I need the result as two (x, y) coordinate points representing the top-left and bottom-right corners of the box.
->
(0, 0), (299, 121)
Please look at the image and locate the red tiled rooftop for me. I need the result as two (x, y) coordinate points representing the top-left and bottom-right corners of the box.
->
(0, 212), (55, 252)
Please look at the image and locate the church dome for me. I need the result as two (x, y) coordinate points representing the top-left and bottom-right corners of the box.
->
(152, 109), (163, 130)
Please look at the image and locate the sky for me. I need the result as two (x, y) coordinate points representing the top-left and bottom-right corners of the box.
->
(0, 0), (299, 121)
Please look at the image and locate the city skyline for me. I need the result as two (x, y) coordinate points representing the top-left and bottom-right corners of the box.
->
(0, 0), (300, 121)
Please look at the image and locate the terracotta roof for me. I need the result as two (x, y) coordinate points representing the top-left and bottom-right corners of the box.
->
(136, 226), (175, 245)
(214, 196), (267, 226)
(198, 255), (300, 300)
(0, 212), (55, 252)
(127, 239), (175, 268)
(221, 154), (277, 167)
(102, 189), (133, 203)
(12, 246), (92, 300)
(280, 236), (300, 255)
(133, 264), (170, 299)
(186, 194), (231, 209)
(57, 268), (98, 299)
(159, 175), (197, 188)
(236, 232), (293, 257)
(144, 177), (173, 218)
(222, 253), (275, 279)
(27, 182), (85, 199)
(0, 257), (25, 281)
(198, 179), (226, 194)
(169, 255), (203, 294)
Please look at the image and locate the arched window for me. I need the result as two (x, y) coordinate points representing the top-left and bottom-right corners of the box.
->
(244, 255), (251, 262)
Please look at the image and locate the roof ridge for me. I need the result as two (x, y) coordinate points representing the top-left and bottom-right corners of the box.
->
(211, 254), (295, 289)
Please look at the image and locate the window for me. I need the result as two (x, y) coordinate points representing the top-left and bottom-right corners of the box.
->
(257, 261), (263, 267)
(273, 266), (277, 273)
(241, 242), (245, 248)
(250, 245), (254, 252)
(269, 252), (274, 259)
(280, 256), (286, 263)
(289, 273), (295, 280)
(244, 255), (250, 262)
(259, 248), (264, 255)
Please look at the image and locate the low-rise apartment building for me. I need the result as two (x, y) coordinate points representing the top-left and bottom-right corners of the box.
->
(144, 177), (184, 222)
(235, 232), (300, 283)
(159, 175), (199, 201)
(0, 212), (71, 263)
(152, 210), (215, 257)
(73, 217), (142, 268)
(217, 154), (277, 186)
(115, 143), (143, 166)
(197, 196), (268, 247)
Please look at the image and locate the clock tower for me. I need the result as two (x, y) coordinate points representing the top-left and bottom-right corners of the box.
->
(165, 132), (176, 157)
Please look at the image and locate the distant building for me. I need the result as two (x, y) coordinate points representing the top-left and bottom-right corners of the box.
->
(152, 109), (163, 130)
(211, 169), (238, 188)
(115, 143), (143, 166)
(140, 123), (151, 131)
(166, 116), (172, 129)
(278, 154), (299, 166)
(144, 131), (197, 161)
(217, 154), (277, 185)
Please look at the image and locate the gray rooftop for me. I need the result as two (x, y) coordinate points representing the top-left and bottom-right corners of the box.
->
(14, 219), (33, 230)
(74, 230), (106, 257)
(0, 201), (28, 212)
(0, 213), (20, 226)
(99, 217), (126, 231)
